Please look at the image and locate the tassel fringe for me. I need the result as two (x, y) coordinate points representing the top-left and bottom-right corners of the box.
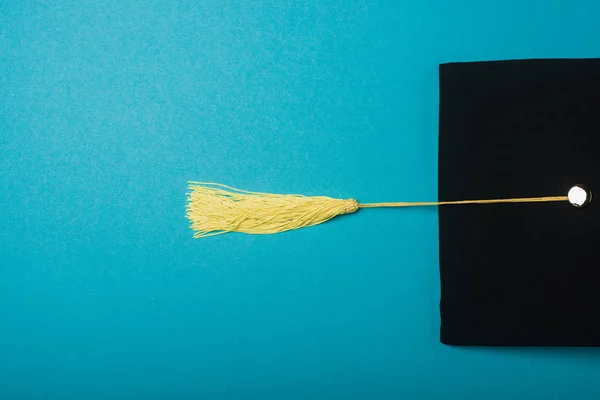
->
(186, 182), (359, 238)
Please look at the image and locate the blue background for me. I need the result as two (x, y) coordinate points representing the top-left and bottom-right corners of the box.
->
(1, 0), (600, 398)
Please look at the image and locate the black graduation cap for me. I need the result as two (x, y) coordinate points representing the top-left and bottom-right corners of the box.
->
(438, 58), (600, 346)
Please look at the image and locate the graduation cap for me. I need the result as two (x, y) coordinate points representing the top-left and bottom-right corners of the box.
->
(187, 58), (598, 347)
(438, 59), (599, 347)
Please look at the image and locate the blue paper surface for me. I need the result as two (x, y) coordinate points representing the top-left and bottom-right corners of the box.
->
(1, 1), (600, 398)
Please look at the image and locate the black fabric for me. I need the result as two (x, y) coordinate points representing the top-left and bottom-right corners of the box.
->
(438, 59), (600, 346)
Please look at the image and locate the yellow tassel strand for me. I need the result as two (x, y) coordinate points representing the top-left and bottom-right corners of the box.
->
(186, 182), (569, 238)
(186, 182), (359, 238)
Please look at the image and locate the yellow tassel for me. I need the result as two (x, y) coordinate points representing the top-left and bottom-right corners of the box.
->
(186, 181), (571, 238)
(186, 182), (359, 238)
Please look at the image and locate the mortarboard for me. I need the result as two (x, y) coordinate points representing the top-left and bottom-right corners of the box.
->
(438, 58), (600, 346)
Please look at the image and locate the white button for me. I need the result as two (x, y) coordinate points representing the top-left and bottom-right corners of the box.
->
(568, 185), (592, 208)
